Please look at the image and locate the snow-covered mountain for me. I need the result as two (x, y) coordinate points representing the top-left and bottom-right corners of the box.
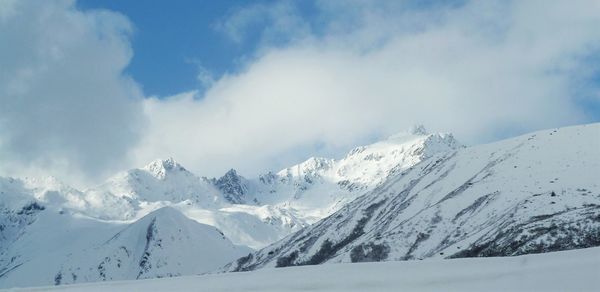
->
(0, 167), (251, 288)
(215, 127), (461, 223)
(0, 127), (459, 287)
(0, 199), (250, 288)
(99, 157), (224, 209)
(225, 123), (600, 271)
(101, 127), (458, 249)
(5, 123), (599, 287)
(195, 128), (460, 247)
(127, 127), (458, 249)
(211, 169), (251, 205)
(51, 207), (251, 285)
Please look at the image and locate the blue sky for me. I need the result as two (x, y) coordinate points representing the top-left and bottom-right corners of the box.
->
(75, 1), (472, 98)
(1, 0), (599, 184)
(77, 0), (320, 97)
(76, 0), (600, 110)
(77, 0), (252, 96)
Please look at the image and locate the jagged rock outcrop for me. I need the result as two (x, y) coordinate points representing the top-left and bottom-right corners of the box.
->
(212, 169), (249, 204)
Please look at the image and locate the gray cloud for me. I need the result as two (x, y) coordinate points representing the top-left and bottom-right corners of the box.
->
(0, 0), (144, 185)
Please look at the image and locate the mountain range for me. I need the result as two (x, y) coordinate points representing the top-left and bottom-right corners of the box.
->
(0, 126), (459, 287)
(1, 123), (599, 288)
(226, 123), (600, 271)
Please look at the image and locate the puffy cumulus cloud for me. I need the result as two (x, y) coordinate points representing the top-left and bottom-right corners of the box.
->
(135, 0), (600, 177)
(0, 0), (144, 185)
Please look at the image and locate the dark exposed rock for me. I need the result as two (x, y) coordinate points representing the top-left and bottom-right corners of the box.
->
(450, 206), (600, 258)
(350, 243), (390, 262)
(213, 169), (248, 204)
(16, 202), (45, 215)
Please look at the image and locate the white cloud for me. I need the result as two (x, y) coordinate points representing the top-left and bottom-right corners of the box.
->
(135, 0), (600, 177)
(2, 0), (600, 183)
(0, 0), (144, 185)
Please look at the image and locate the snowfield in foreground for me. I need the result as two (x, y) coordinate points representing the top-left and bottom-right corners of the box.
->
(15, 247), (600, 292)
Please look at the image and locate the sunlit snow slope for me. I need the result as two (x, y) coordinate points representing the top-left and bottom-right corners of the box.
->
(0, 206), (250, 288)
(227, 123), (600, 271)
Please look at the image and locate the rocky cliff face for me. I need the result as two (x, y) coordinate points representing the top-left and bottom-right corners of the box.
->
(212, 169), (249, 204)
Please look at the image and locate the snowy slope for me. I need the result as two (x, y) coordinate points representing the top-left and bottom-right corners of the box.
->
(52, 207), (251, 285)
(194, 128), (460, 247)
(0, 128), (544, 287)
(0, 171), (253, 288)
(79, 128), (459, 249)
(180, 204), (307, 250)
(215, 127), (460, 223)
(92, 159), (309, 249)
(227, 123), (600, 271)
(19, 246), (600, 292)
(89, 158), (226, 218)
(0, 205), (250, 288)
(20, 158), (301, 250)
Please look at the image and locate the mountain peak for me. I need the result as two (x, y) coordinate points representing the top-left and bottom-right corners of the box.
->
(214, 169), (248, 204)
(276, 157), (335, 179)
(143, 157), (186, 179)
(222, 168), (239, 178)
(297, 157), (335, 171)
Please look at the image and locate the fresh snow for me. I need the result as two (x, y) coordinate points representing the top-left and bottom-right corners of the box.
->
(14, 247), (600, 292)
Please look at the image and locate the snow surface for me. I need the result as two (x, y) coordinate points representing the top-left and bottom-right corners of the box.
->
(14, 247), (600, 292)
